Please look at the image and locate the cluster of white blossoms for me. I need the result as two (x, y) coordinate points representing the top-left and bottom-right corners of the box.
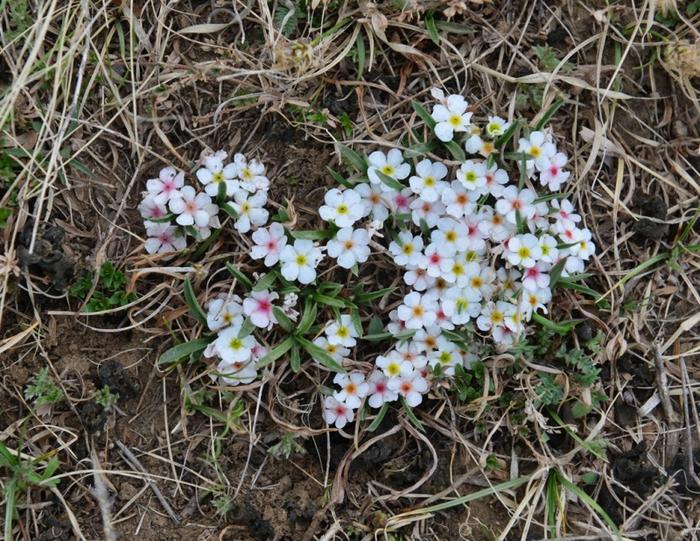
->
(318, 89), (596, 428)
(138, 151), (270, 254)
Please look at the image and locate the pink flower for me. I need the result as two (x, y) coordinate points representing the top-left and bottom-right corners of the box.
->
(250, 223), (288, 267)
(522, 262), (550, 291)
(146, 167), (185, 205)
(169, 186), (215, 227)
(323, 396), (354, 429)
(144, 222), (187, 254)
(388, 372), (429, 407)
(367, 370), (398, 408)
(138, 195), (168, 223)
(243, 289), (278, 329)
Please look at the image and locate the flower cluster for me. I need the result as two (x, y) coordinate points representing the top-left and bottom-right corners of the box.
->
(318, 89), (596, 428)
(138, 151), (271, 254)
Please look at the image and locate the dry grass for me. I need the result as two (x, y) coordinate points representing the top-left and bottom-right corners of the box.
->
(1, 0), (700, 540)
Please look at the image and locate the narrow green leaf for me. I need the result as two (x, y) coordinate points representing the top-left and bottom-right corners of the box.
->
(256, 336), (295, 369)
(5, 478), (16, 541)
(532, 313), (578, 335)
(253, 272), (277, 292)
(411, 100), (437, 129)
(556, 471), (621, 539)
(354, 286), (396, 304)
(183, 279), (208, 326)
(290, 345), (301, 373)
(355, 30), (365, 77)
(404, 142), (437, 158)
(313, 293), (355, 309)
(221, 202), (239, 219)
(296, 336), (345, 372)
(296, 301), (317, 335)
(336, 143), (367, 173)
(445, 140), (466, 161)
(363, 331), (393, 342)
(367, 403), (389, 432)
(158, 338), (211, 366)
(401, 398), (425, 432)
(375, 170), (406, 191)
(290, 229), (336, 240)
(495, 118), (519, 150)
(425, 11), (440, 44)
(548, 258), (567, 289)
(272, 306), (293, 333)
(534, 96), (565, 131)
(327, 167), (354, 188)
(350, 309), (363, 337)
(225, 262), (253, 290)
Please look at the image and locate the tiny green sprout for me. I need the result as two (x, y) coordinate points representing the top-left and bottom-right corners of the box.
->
(268, 432), (306, 459)
(24, 367), (63, 408)
(94, 386), (119, 411)
(211, 491), (233, 516)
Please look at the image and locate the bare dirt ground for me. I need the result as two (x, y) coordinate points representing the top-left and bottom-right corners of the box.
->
(1, 1), (700, 540)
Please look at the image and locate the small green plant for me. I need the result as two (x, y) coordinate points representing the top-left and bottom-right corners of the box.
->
(94, 386), (119, 410)
(69, 261), (136, 312)
(535, 373), (564, 407)
(24, 367), (63, 408)
(268, 432), (306, 459)
(0, 441), (59, 540)
(211, 490), (234, 516)
(533, 45), (574, 73)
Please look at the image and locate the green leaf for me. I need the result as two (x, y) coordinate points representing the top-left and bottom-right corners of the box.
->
(158, 338), (211, 367)
(555, 471), (621, 538)
(313, 293), (355, 309)
(534, 95), (565, 131)
(296, 301), (317, 335)
(290, 229), (336, 240)
(296, 336), (344, 372)
(367, 315), (384, 335)
(4, 477), (16, 541)
(226, 262), (253, 290)
(401, 397), (425, 432)
(290, 345), (301, 373)
(183, 279), (208, 326)
(237, 317), (255, 338)
(354, 286), (396, 304)
(253, 272), (277, 292)
(272, 306), (294, 333)
(411, 100), (437, 129)
(445, 140), (466, 161)
(495, 119), (519, 150)
(532, 313), (579, 335)
(548, 258), (567, 289)
(221, 202), (239, 219)
(336, 143), (367, 173)
(327, 167), (354, 188)
(256, 336), (296, 369)
(367, 403), (389, 432)
(424, 11), (440, 44)
(350, 309), (363, 337)
(363, 331), (393, 342)
(375, 170), (406, 191)
(355, 30), (366, 77)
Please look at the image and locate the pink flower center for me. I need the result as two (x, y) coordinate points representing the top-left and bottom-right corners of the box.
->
(335, 406), (346, 416)
(526, 268), (539, 278)
(429, 253), (441, 264)
(163, 180), (175, 193)
(256, 299), (271, 313)
(375, 382), (387, 393)
(267, 240), (277, 250)
(395, 195), (409, 209)
(549, 166), (559, 177)
(512, 199), (522, 210)
(185, 201), (197, 213)
(159, 232), (171, 242)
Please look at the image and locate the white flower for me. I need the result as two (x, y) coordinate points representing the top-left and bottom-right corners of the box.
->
(144, 223), (187, 254)
(250, 222), (288, 267)
(441, 181), (477, 219)
(413, 326), (441, 353)
(327, 227), (371, 269)
(387, 371), (429, 407)
(537, 152), (570, 191)
(243, 289), (278, 329)
(333, 371), (369, 409)
(397, 292), (438, 329)
(389, 231), (424, 267)
(495, 186), (537, 224)
(431, 94), (472, 142)
(215, 327), (256, 363)
(478, 207), (515, 243)
(410, 197), (445, 228)
(386, 188), (414, 215)
(206, 296), (243, 332)
(355, 182), (390, 222)
(463, 214), (488, 251)
(485, 116), (510, 138)
(231, 191), (269, 233)
(518, 131), (556, 163)
(424, 242), (450, 278)
(367, 149), (411, 187)
(427, 336), (462, 376)
(323, 396), (354, 429)
(521, 262), (551, 291)
(464, 134), (496, 158)
(476, 301), (515, 333)
(146, 167), (185, 205)
(313, 336), (350, 363)
(569, 228), (596, 260)
(319, 188), (365, 227)
(139, 195), (169, 224)
(216, 358), (257, 386)
(496, 267), (521, 298)
(404, 265), (433, 291)
(430, 218), (468, 256)
(233, 153), (269, 192)
(196, 154), (239, 198)
(521, 287), (552, 318)
(279, 239), (323, 284)
(408, 159), (448, 202)
(538, 234), (559, 263)
(442, 286), (481, 325)
(551, 199), (581, 228)
(439, 257), (474, 287)
(506, 234), (542, 268)
(367, 370), (399, 408)
(169, 186), (214, 227)
(456, 160), (488, 191)
(484, 163), (509, 197)
(325, 314), (359, 347)
(376, 351), (414, 379)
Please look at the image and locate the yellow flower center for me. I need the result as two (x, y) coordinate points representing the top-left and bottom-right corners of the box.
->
(445, 231), (457, 242)
(449, 114), (462, 127)
(295, 254), (307, 265)
(337, 326), (349, 338)
(424, 176), (435, 187)
(229, 338), (243, 350)
(529, 146), (541, 158)
(381, 165), (395, 176)
(212, 171), (224, 184)
(387, 362), (400, 377)
(337, 204), (349, 215)
(491, 311), (504, 324)
(518, 247), (531, 259)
